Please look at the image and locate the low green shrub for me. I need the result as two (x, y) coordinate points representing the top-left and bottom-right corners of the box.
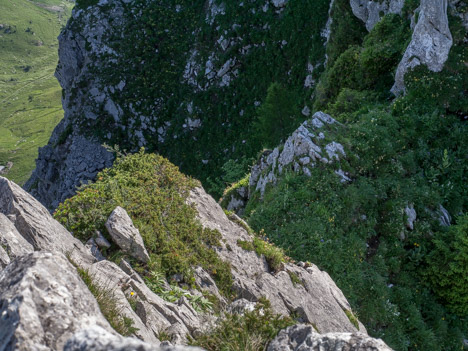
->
(244, 107), (468, 350)
(237, 234), (288, 272)
(189, 298), (294, 351)
(75, 266), (138, 336)
(55, 150), (233, 297)
(424, 214), (468, 316)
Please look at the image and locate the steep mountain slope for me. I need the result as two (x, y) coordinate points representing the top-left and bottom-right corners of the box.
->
(0, 153), (392, 350)
(26, 0), (337, 209)
(223, 2), (468, 348)
(20, 0), (467, 349)
(0, 0), (72, 184)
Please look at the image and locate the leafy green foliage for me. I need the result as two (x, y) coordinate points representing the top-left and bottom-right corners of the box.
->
(344, 310), (359, 330)
(245, 106), (468, 350)
(325, 0), (367, 66)
(69, 0), (332, 198)
(55, 150), (233, 297)
(424, 214), (468, 316)
(254, 82), (301, 149)
(189, 298), (294, 351)
(402, 14), (468, 117)
(237, 233), (288, 273)
(145, 271), (214, 313)
(316, 14), (411, 108)
(244, 11), (468, 347)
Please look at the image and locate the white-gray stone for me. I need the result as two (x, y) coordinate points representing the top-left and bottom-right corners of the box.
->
(391, 0), (453, 95)
(0, 213), (34, 264)
(64, 326), (204, 351)
(268, 324), (393, 351)
(437, 204), (452, 226)
(105, 206), (150, 263)
(405, 205), (417, 230)
(0, 252), (115, 351)
(350, 0), (405, 31)
(188, 187), (367, 334)
(0, 176), (94, 266)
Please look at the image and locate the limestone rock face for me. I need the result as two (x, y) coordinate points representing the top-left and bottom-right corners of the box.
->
(0, 252), (115, 351)
(391, 0), (453, 95)
(268, 324), (393, 351)
(350, 0), (405, 31)
(105, 206), (150, 263)
(25, 132), (114, 210)
(0, 213), (34, 269)
(188, 187), (366, 334)
(0, 176), (94, 266)
(0, 173), (371, 347)
(64, 326), (204, 351)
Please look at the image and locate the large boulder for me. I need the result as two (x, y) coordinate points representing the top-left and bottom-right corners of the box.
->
(64, 326), (204, 351)
(391, 0), (453, 95)
(0, 176), (94, 266)
(267, 324), (393, 351)
(105, 206), (150, 263)
(0, 252), (115, 351)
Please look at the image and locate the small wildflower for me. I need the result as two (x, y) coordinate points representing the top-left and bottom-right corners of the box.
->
(130, 291), (135, 296)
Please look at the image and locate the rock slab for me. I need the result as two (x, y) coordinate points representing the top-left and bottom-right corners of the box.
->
(268, 324), (393, 351)
(0, 176), (94, 266)
(0, 252), (115, 351)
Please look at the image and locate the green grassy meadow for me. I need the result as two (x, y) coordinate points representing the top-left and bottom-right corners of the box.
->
(0, 0), (72, 184)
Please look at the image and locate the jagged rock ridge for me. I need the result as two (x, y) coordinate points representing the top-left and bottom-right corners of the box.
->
(0, 175), (393, 350)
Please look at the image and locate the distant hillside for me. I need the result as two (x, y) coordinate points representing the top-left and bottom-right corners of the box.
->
(0, 0), (73, 184)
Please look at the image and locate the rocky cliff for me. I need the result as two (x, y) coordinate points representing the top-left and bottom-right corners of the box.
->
(26, 0), (464, 210)
(0, 173), (393, 350)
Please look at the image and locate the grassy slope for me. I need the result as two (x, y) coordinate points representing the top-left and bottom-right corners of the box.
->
(0, 0), (72, 184)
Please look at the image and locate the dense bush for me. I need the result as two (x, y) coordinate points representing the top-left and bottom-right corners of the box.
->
(243, 11), (468, 347)
(254, 82), (301, 149)
(245, 109), (467, 350)
(315, 14), (411, 109)
(425, 214), (468, 316)
(54, 149), (233, 296)
(189, 298), (294, 351)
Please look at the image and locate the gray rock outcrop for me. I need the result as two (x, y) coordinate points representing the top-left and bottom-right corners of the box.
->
(391, 0), (453, 95)
(105, 206), (150, 263)
(1, 169), (370, 347)
(188, 186), (366, 334)
(0, 252), (115, 351)
(350, 0), (405, 31)
(64, 326), (204, 351)
(0, 176), (94, 266)
(404, 205), (417, 230)
(268, 324), (393, 351)
(249, 112), (346, 198)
